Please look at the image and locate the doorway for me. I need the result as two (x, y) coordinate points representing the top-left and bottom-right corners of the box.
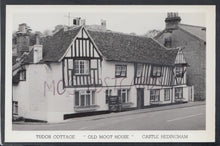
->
(137, 88), (144, 109)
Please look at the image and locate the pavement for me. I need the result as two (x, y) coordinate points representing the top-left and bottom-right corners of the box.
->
(13, 101), (205, 130)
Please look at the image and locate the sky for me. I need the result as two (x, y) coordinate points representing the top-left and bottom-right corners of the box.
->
(11, 6), (206, 35)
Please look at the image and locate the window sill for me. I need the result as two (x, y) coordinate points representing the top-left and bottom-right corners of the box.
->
(115, 76), (127, 78)
(121, 102), (133, 108)
(74, 105), (99, 112)
(150, 101), (162, 104)
(175, 98), (186, 102)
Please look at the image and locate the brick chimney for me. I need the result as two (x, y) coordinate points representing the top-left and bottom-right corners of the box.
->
(165, 12), (181, 30)
(33, 34), (43, 63)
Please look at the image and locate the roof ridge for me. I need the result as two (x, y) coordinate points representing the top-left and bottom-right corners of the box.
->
(88, 29), (151, 39)
(179, 23), (206, 28)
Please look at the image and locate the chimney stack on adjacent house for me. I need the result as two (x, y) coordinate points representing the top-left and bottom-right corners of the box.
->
(33, 34), (43, 63)
(165, 12), (181, 30)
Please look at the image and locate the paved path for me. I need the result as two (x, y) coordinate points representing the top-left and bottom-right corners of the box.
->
(13, 101), (205, 130)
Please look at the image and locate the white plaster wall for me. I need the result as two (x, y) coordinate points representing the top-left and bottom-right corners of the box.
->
(13, 67), (30, 118)
(144, 89), (150, 106)
(13, 64), (48, 121)
(183, 86), (189, 102)
(101, 60), (134, 86)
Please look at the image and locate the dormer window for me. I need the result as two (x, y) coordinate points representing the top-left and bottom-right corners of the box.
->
(151, 66), (162, 77)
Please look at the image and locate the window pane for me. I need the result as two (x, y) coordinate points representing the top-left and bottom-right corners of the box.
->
(92, 91), (95, 105)
(81, 95), (85, 106)
(75, 91), (79, 106)
(122, 92), (126, 103)
(175, 88), (183, 99)
(86, 95), (90, 106)
(74, 60), (79, 74)
(118, 89), (121, 98)
(80, 61), (84, 74)
(115, 66), (121, 76)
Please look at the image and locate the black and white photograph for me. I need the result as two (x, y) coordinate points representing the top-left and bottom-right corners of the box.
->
(4, 5), (215, 142)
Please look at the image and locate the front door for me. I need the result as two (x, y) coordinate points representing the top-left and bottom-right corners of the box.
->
(137, 88), (144, 109)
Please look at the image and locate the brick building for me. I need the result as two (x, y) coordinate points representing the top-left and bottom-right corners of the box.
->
(154, 12), (206, 101)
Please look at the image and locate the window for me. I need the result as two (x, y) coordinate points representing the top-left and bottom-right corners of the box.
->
(176, 66), (184, 77)
(12, 101), (18, 115)
(150, 89), (160, 102)
(151, 66), (162, 77)
(164, 37), (172, 48)
(118, 89), (129, 103)
(105, 89), (112, 104)
(164, 89), (170, 101)
(19, 70), (26, 81)
(136, 64), (143, 77)
(74, 60), (89, 75)
(115, 65), (127, 77)
(75, 90), (95, 107)
(175, 87), (183, 99)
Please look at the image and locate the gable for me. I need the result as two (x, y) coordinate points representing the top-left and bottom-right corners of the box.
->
(62, 27), (102, 59)
(175, 49), (187, 65)
(178, 24), (206, 42)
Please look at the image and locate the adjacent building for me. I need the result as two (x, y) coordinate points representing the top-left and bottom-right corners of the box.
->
(154, 12), (206, 101)
(12, 19), (193, 123)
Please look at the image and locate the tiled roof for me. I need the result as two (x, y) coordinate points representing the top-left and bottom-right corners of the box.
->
(41, 26), (82, 62)
(178, 24), (206, 41)
(88, 30), (178, 65)
(18, 26), (178, 66)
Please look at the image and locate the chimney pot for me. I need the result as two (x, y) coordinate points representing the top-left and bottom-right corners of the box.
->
(165, 12), (181, 30)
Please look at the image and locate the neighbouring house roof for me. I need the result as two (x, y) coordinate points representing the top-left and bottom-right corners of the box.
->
(15, 26), (178, 67)
(154, 23), (206, 42)
(178, 24), (206, 42)
(88, 30), (178, 65)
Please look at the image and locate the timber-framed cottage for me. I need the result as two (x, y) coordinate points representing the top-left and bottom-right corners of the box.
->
(12, 21), (194, 123)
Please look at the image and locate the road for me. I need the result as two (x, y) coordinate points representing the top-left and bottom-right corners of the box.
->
(13, 103), (205, 130)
